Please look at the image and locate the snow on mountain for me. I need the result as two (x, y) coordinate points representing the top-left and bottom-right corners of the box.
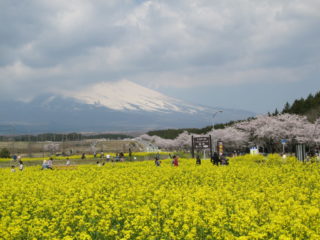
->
(0, 80), (256, 134)
(60, 80), (205, 113)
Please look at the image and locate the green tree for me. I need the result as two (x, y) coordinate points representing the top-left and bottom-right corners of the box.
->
(0, 148), (10, 158)
(282, 102), (291, 113)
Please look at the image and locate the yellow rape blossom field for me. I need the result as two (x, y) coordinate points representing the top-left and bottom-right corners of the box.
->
(1, 155), (320, 240)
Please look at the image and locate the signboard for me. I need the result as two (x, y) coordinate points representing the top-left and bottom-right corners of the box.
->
(191, 136), (212, 158)
(250, 147), (259, 155)
(193, 137), (210, 149)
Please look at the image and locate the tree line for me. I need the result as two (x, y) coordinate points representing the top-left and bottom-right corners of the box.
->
(0, 133), (132, 142)
(147, 120), (255, 140)
(280, 90), (320, 121)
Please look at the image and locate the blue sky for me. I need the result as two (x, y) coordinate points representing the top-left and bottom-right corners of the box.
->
(0, 0), (319, 113)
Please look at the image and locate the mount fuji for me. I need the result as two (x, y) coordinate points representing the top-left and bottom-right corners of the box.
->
(0, 80), (255, 134)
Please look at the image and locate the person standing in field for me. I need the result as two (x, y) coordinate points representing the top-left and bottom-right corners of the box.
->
(211, 152), (220, 166)
(115, 153), (120, 162)
(19, 160), (24, 171)
(119, 152), (124, 162)
(173, 155), (179, 167)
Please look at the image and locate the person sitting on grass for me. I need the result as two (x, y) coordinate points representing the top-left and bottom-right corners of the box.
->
(41, 160), (48, 170)
(41, 159), (53, 170)
(220, 154), (229, 165)
(47, 158), (53, 169)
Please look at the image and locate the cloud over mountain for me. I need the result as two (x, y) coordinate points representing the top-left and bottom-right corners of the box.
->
(0, 0), (319, 104)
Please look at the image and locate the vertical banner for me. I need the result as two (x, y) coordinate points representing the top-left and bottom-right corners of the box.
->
(191, 136), (195, 158)
(209, 135), (212, 159)
(217, 141), (224, 155)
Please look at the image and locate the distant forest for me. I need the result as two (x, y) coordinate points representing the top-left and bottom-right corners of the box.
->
(0, 133), (132, 142)
(147, 121), (242, 139)
(281, 90), (320, 121)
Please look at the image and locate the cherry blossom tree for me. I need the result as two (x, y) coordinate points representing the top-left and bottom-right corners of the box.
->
(137, 114), (320, 153)
(43, 142), (60, 155)
(234, 114), (318, 152)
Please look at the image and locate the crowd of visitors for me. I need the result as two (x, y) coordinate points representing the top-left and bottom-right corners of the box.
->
(8, 151), (233, 172)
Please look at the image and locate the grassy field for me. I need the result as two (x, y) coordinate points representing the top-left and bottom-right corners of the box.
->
(0, 154), (319, 239)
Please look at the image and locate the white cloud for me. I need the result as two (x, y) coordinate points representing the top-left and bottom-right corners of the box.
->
(0, 0), (319, 99)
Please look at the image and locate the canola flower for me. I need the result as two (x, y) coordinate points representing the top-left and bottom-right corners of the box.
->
(0, 154), (319, 239)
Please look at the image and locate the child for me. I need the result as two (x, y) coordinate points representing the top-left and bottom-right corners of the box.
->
(155, 158), (161, 167)
(11, 165), (16, 172)
(42, 160), (48, 170)
(173, 155), (179, 167)
(19, 160), (24, 171)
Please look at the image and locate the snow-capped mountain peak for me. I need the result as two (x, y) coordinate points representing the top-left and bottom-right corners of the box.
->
(0, 80), (256, 133)
(60, 80), (203, 113)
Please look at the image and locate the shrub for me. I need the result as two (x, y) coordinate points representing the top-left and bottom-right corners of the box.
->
(0, 148), (10, 158)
